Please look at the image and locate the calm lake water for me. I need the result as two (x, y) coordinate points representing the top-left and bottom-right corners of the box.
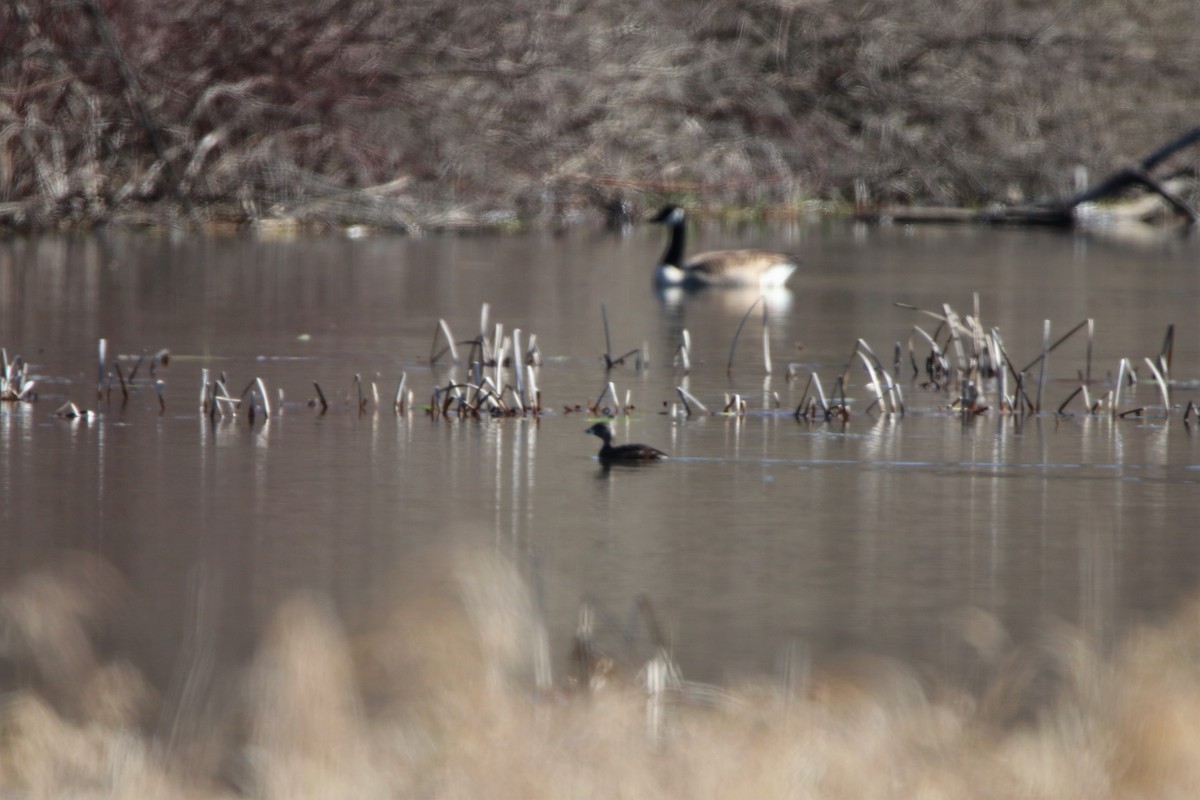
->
(2, 220), (1199, 688)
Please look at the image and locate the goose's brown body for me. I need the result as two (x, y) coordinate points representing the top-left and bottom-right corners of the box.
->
(650, 205), (800, 289)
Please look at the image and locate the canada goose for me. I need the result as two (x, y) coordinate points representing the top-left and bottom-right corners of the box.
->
(650, 205), (800, 289)
(585, 422), (668, 461)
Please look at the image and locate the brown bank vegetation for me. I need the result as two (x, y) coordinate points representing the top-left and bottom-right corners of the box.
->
(2, 548), (1200, 798)
(4, 0), (1200, 231)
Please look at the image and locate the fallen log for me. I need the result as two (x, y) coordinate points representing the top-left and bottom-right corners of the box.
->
(865, 125), (1200, 227)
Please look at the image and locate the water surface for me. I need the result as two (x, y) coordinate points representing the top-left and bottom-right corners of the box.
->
(2, 221), (1199, 687)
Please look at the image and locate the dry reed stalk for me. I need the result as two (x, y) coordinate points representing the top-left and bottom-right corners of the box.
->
(493, 323), (505, 365)
(1056, 385), (1083, 415)
(394, 372), (407, 413)
(107, 362), (124, 402)
(128, 350), (145, 384)
(812, 373), (829, 417)
(761, 300), (771, 375)
(1143, 357), (1170, 413)
(1113, 358), (1129, 418)
(676, 329), (692, 373)
(942, 303), (968, 378)
(507, 384), (525, 415)
(199, 368), (210, 413)
(525, 365), (540, 413)
(478, 303), (490, 363)
(727, 296), (764, 376)
(154, 380), (165, 413)
(593, 381), (621, 415)
(990, 330), (1009, 410)
(1035, 320), (1050, 413)
(256, 378), (272, 417)
(911, 326), (947, 384)
(601, 304), (613, 366)
(493, 336), (508, 389)
(513, 329), (525, 401)
(858, 352), (887, 414)
(313, 382), (328, 413)
(1159, 323), (1174, 376)
(431, 319), (459, 365)
(1086, 318), (1094, 384)
(527, 333), (542, 367)
(1019, 318), (1091, 374)
(676, 385), (708, 417)
(97, 338), (107, 399)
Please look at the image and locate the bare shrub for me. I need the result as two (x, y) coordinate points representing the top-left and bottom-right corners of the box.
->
(2, 0), (1200, 228)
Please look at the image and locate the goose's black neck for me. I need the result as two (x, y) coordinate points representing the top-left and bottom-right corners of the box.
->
(660, 217), (686, 268)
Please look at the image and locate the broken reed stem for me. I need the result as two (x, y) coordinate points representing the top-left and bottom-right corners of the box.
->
(394, 372), (407, 413)
(513, 329), (525, 401)
(595, 380), (620, 414)
(111, 362), (127, 404)
(354, 373), (366, 413)
(727, 295), (764, 376)
(761, 300), (771, 375)
(1086, 318), (1094, 385)
(676, 329), (692, 373)
(1143, 357), (1170, 413)
(128, 350), (146, 384)
(1035, 320), (1050, 413)
(676, 385), (708, 417)
(812, 373), (829, 417)
(97, 338), (107, 398)
(154, 379), (166, 414)
(1112, 358), (1128, 418)
(857, 351), (886, 414)
(1057, 385), (1083, 415)
(526, 365), (540, 413)
(1019, 318), (1091, 374)
(256, 377), (271, 417)
(431, 319), (459, 365)
(942, 303), (967, 377)
(313, 381), (329, 413)
(1160, 323), (1174, 376)
(199, 368), (210, 413)
(601, 304), (613, 366)
(479, 302), (490, 361)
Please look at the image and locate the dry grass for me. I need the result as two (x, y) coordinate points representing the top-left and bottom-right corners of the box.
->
(1, 548), (1199, 798)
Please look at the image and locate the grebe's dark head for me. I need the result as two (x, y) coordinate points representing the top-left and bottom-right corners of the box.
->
(585, 422), (613, 442)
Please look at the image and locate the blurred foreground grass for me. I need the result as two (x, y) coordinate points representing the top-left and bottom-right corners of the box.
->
(1, 549), (1198, 799)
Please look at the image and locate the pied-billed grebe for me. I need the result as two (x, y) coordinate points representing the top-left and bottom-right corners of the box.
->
(649, 205), (800, 289)
(585, 422), (667, 461)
